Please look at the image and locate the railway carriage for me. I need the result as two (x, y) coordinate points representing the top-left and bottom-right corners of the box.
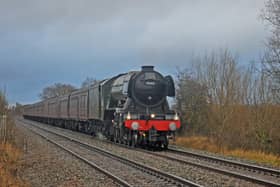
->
(58, 95), (69, 120)
(23, 66), (181, 149)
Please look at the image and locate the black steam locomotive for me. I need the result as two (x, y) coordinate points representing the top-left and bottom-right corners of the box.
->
(23, 66), (181, 148)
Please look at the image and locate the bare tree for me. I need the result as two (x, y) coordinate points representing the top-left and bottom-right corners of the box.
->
(14, 102), (23, 115)
(0, 90), (21, 144)
(175, 68), (208, 135)
(39, 83), (76, 100)
(194, 50), (245, 148)
(0, 91), (7, 113)
(176, 49), (280, 153)
(81, 77), (98, 88)
(261, 0), (280, 103)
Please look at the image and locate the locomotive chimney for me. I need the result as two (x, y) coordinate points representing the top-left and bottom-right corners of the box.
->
(141, 66), (154, 72)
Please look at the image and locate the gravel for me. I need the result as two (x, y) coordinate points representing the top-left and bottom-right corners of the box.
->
(21, 120), (193, 186)
(15, 120), (118, 187)
(155, 150), (280, 184)
(169, 144), (280, 170)
(21, 119), (268, 187)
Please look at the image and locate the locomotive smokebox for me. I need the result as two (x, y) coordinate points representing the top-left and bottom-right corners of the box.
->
(129, 66), (167, 107)
(141, 66), (154, 72)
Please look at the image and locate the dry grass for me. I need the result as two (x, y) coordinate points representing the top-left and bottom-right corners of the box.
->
(225, 149), (280, 167)
(0, 143), (28, 187)
(175, 136), (280, 167)
(175, 136), (220, 152)
(0, 92), (28, 186)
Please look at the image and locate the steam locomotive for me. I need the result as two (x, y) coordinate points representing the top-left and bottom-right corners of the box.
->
(23, 66), (181, 149)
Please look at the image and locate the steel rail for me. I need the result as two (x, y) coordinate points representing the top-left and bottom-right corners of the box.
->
(97, 134), (280, 187)
(146, 150), (280, 187)
(168, 146), (280, 177)
(20, 121), (132, 187)
(22, 119), (280, 186)
(19, 119), (202, 187)
(103, 140), (280, 187)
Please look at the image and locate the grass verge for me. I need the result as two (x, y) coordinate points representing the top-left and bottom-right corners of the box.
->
(0, 143), (28, 187)
(174, 136), (280, 167)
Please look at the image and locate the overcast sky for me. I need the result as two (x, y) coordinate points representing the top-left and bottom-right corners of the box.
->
(0, 0), (268, 104)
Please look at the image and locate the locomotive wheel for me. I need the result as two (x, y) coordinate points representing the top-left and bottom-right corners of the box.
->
(131, 136), (135, 147)
(113, 128), (116, 142)
(61, 121), (65, 128)
(113, 128), (118, 143)
(124, 131), (129, 146)
(117, 129), (120, 143)
(131, 133), (138, 147)
(163, 136), (169, 150)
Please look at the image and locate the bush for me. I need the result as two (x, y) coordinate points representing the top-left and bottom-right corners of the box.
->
(176, 50), (280, 155)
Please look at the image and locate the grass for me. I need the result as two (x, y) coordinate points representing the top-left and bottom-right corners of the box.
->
(175, 136), (280, 167)
(0, 143), (28, 187)
(0, 93), (28, 186)
(0, 114), (28, 187)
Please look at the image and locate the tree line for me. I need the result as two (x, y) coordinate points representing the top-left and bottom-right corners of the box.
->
(39, 77), (98, 100)
(176, 0), (280, 154)
(176, 50), (280, 153)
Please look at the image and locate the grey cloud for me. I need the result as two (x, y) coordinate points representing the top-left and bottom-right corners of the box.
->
(1, 0), (267, 54)
(0, 0), (178, 32)
(0, 0), (268, 103)
(138, 1), (267, 57)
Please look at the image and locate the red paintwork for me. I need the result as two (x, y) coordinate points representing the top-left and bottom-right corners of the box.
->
(124, 120), (181, 131)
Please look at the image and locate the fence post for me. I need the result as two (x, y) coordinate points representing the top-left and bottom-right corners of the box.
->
(3, 114), (6, 143)
(0, 115), (7, 143)
(0, 115), (2, 142)
(0, 115), (1, 141)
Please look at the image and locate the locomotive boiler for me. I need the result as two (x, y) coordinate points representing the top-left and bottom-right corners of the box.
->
(23, 66), (181, 149)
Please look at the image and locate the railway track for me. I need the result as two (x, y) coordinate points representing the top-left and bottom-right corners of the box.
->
(144, 148), (280, 187)
(83, 128), (280, 187)
(96, 132), (280, 186)
(101, 137), (279, 187)
(99, 141), (280, 186)
(168, 146), (280, 177)
(19, 118), (280, 186)
(19, 119), (201, 187)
